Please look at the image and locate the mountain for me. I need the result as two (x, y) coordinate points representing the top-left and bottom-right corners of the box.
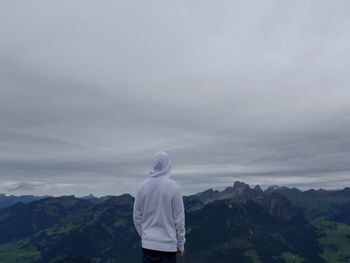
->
(0, 195), (93, 243)
(0, 194), (50, 209)
(0, 193), (119, 209)
(328, 201), (350, 224)
(185, 181), (265, 212)
(264, 185), (299, 195)
(30, 194), (138, 263)
(0, 183), (321, 263)
(182, 198), (322, 263)
(264, 185), (350, 219)
(0, 181), (349, 263)
(79, 194), (97, 200)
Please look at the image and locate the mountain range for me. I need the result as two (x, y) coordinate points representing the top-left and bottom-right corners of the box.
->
(1, 181), (350, 263)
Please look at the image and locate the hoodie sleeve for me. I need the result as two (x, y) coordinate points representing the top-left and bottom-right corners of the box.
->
(133, 186), (143, 238)
(172, 184), (186, 251)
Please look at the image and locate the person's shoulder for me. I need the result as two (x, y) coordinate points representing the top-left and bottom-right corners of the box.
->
(167, 178), (181, 189)
(137, 178), (150, 190)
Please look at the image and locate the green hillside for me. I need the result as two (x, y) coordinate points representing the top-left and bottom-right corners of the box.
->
(312, 219), (350, 263)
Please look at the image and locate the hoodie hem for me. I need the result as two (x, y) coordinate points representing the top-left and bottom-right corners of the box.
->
(142, 239), (177, 252)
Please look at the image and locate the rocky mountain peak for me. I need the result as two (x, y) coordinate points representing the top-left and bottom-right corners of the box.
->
(233, 181), (250, 194)
(253, 184), (263, 192)
(264, 185), (293, 195)
(80, 194), (97, 200)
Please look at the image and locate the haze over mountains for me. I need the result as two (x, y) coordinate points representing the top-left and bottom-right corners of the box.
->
(1, 181), (350, 263)
(0, 181), (345, 209)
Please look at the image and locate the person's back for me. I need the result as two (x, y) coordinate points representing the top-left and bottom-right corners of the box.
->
(133, 151), (186, 263)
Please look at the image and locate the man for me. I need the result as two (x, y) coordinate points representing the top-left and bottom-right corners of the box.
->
(133, 151), (186, 263)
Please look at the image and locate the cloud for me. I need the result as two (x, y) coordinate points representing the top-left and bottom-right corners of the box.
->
(0, 0), (350, 196)
(4, 181), (47, 192)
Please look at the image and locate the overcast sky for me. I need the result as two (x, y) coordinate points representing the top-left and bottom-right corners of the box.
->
(1, 0), (350, 197)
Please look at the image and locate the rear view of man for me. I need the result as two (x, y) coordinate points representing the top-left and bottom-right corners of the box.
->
(133, 151), (186, 263)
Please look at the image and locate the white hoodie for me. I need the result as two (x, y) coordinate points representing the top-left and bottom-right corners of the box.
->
(133, 151), (186, 252)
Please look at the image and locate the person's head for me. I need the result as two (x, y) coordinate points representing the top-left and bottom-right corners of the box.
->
(149, 151), (172, 177)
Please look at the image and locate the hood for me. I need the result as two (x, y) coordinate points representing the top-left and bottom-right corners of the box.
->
(149, 151), (172, 178)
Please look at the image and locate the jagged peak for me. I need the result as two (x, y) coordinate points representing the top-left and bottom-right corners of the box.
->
(268, 185), (281, 190)
(254, 185), (263, 192)
(109, 193), (134, 200)
(231, 181), (251, 196)
(195, 188), (215, 196)
(233, 181), (250, 189)
(222, 186), (234, 192)
(80, 194), (97, 199)
(105, 194), (134, 206)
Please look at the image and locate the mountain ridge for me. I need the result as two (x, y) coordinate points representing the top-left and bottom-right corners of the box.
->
(1, 181), (350, 262)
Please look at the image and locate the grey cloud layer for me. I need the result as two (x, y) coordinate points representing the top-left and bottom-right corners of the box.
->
(1, 0), (350, 196)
